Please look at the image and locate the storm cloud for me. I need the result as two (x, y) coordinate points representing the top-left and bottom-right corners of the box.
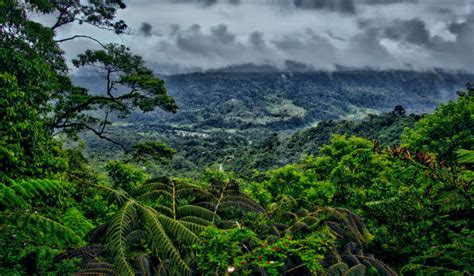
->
(52, 0), (474, 74)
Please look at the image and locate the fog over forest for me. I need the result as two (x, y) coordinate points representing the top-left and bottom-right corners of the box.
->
(36, 0), (474, 74)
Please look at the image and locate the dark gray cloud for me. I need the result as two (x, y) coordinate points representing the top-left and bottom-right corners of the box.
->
(52, 0), (474, 74)
(249, 32), (266, 49)
(293, 0), (356, 13)
(383, 19), (430, 45)
(139, 22), (153, 36)
(175, 24), (243, 57)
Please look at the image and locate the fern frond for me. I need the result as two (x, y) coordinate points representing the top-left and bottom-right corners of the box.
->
(437, 190), (470, 213)
(55, 245), (105, 261)
(157, 213), (201, 246)
(282, 211), (298, 222)
(94, 184), (130, 205)
(154, 205), (173, 217)
(296, 209), (310, 217)
(358, 256), (396, 275)
(106, 200), (137, 275)
(179, 216), (212, 226)
(344, 264), (366, 276)
(177, 205), (221, 222)
(218, 201), (264, 213)
(138, 205), (192, 274)
(10, 179), (66, 200)
(29, 213), (82, 244)
(176, 187), (215, 200)
(137, 190), (173, 201)
(196, 201), (217, 210)
(457, 149), (474, 164)
(324, 262), (349, 275)
(179, 221), (207, 234)
(342, 255), (361, 267)
(323, 208), (370, 246)
(0, 182), (27, 209)
(221, 196), (264, 212)
(1, 212), (82, 244)
(132, 182), (169, 197)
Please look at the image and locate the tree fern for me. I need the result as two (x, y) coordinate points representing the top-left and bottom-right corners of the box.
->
(139, 205), (192, 274)
(177, 205), (221, 222)
(156, 211), (200, 246)
(105, 200), (137, 275)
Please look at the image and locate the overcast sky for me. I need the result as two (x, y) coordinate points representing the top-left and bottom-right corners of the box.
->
(42, 0), (474, 74)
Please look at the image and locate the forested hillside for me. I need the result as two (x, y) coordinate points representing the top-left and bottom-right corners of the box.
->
(1, 1), (473, 275)
(75, 69), (473, 133)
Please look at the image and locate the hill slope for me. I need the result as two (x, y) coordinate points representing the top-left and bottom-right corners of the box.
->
(116, 69), (471, 133)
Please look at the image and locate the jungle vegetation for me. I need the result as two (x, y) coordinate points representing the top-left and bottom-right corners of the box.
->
(1, 1), (473, 275)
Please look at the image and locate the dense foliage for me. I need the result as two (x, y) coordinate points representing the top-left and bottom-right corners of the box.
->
(1, 0), (473, 275)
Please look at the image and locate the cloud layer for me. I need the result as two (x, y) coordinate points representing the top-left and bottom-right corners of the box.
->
(54, 0), (474, 74)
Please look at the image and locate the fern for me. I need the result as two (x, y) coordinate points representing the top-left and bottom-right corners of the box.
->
(105, 200), (137, 275)
(0, 182), (27, 209)
(344, 264), (366, 276)
(179, 216), (212, 226)
(0, 179), (66, 209)
(177, 205), (221, 222)
(325, 262), (349, 275)
(156, 212), (200, 246)
(13, 179), (66, 197)
(457, 149), (474, 164)
(139, 205), (192, 274)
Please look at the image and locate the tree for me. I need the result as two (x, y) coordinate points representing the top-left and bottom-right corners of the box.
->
(1, 0), (177, 178)
(402, 85), (473, 164)
(392, 105), (406, 116)
(52, 43), (177, 150)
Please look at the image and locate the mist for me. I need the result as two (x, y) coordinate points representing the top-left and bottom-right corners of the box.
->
(47, 0), (474, 75)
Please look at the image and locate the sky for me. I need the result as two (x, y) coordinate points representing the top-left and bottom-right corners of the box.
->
(39, 0), (474, 74)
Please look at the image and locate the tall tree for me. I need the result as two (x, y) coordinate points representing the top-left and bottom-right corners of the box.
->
(1, 0), (177, 178)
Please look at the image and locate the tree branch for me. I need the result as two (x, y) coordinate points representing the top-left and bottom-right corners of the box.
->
(55, 35), (105, 48)
(55, 122), (130, 152)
